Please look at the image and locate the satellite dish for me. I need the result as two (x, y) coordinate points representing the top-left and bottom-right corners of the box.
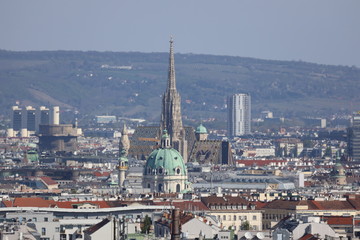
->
(245, 232), (253, 239)
(257, 232), (265, 239)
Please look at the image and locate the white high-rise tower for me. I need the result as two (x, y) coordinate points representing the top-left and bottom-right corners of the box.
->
(228, 93), (251, 137)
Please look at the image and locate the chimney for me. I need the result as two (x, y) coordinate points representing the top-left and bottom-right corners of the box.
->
(171, 208), (181, 240)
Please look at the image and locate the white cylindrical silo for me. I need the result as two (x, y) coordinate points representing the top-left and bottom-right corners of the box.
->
(53, 106), (60, 125)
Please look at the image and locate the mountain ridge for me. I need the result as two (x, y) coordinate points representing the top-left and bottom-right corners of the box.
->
(0, 50), (359, 125)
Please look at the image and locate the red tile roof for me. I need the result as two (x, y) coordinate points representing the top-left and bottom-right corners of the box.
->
(56, 201), (110, 209)
(2, 197), (56, 208)
(355, 219), (360, 226)
(253, 201), (268, 209)
(93, 171), (111, 177)
(201, 195), (249, 206)
(307, 200), (355, 210)
(346, 195), (360, 209)
(261, 199), (357, 211)
(261, 200), (302, 210)
(299, 233), (318, 240)
(153, 200), (209, 211)
(323, 216), (353, 225)
(40, 176), (58, 186)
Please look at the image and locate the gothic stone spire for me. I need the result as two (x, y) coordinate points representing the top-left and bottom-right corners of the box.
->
(168, 36), (176, 91)
(161, 37), (184, 143)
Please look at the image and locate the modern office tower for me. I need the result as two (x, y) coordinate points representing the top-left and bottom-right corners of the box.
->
(348, 112), (360, 161)
(12, 106), (22, 132)
(227, 93), (251, 137)
(25, 106), (36, 133)
(36, 106), (50, 133)
(39, 106), (50, 125)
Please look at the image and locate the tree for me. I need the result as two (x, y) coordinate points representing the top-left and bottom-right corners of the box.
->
(324, 146), (332, 158)
(240, 221), (250, 230)
(303, 139), (313, 148)
(141, 215), (151, 234)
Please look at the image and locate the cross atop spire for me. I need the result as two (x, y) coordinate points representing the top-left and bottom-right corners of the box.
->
(167, 36), (176, 91)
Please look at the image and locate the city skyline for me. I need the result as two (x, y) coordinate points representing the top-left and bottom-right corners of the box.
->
(0, 0), (360, 67)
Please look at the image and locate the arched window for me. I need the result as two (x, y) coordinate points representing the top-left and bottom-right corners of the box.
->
(147, 183), (151, 188)
(176, 184), (181, 193)
(176, 168), (181, 175)
(158, 183), (163, 192)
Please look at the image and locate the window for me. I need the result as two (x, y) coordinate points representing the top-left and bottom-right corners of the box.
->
(55, 227), (60, 232)
(33, 217), (37, 222)
(233, 215), (237, 221)
(253, 215), (257, 220)
(44, 217), (48, 222)
(41, 227), (46, 235)
(223, 215), (226, 220)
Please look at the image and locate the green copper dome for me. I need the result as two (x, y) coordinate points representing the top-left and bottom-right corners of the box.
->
(196, 124), (207, 134)
(144, 148), (187, 176)
(119, 156), (128, 163)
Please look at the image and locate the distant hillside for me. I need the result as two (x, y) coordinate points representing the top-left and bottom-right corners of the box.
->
(0, 50), (359, 126)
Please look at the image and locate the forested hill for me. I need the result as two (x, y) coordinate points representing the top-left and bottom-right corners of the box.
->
(0, 50), (359, 123)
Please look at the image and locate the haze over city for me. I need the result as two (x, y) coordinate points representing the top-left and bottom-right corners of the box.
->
(1, 0), (360, 66)
(1, 1), (360, 240)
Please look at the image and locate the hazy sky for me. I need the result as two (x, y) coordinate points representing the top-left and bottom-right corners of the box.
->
(1, 0), (359, 66)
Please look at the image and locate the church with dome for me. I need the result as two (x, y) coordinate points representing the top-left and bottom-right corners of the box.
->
(143, 130), (191, 193)
(129, 38), (233, 166)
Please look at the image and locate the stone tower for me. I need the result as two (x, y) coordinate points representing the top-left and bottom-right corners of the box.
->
(160, 37), (187, 161)
(119, 123), (130, 156)
(118, 123), (129, 188)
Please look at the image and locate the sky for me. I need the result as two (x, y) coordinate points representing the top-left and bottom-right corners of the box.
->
(0, 0), (359, 67)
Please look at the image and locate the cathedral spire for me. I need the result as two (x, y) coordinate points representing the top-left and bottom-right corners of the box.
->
(160, 37), (187, 161)
(168, 36), (176, 91)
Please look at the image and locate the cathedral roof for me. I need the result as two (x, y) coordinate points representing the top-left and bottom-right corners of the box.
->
(196, 124), (208, 134)
(144, 147), (187, 176)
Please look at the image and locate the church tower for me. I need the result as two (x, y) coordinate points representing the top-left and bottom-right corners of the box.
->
(160, 37), (187, 161)
(118, 123), (129, 188)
